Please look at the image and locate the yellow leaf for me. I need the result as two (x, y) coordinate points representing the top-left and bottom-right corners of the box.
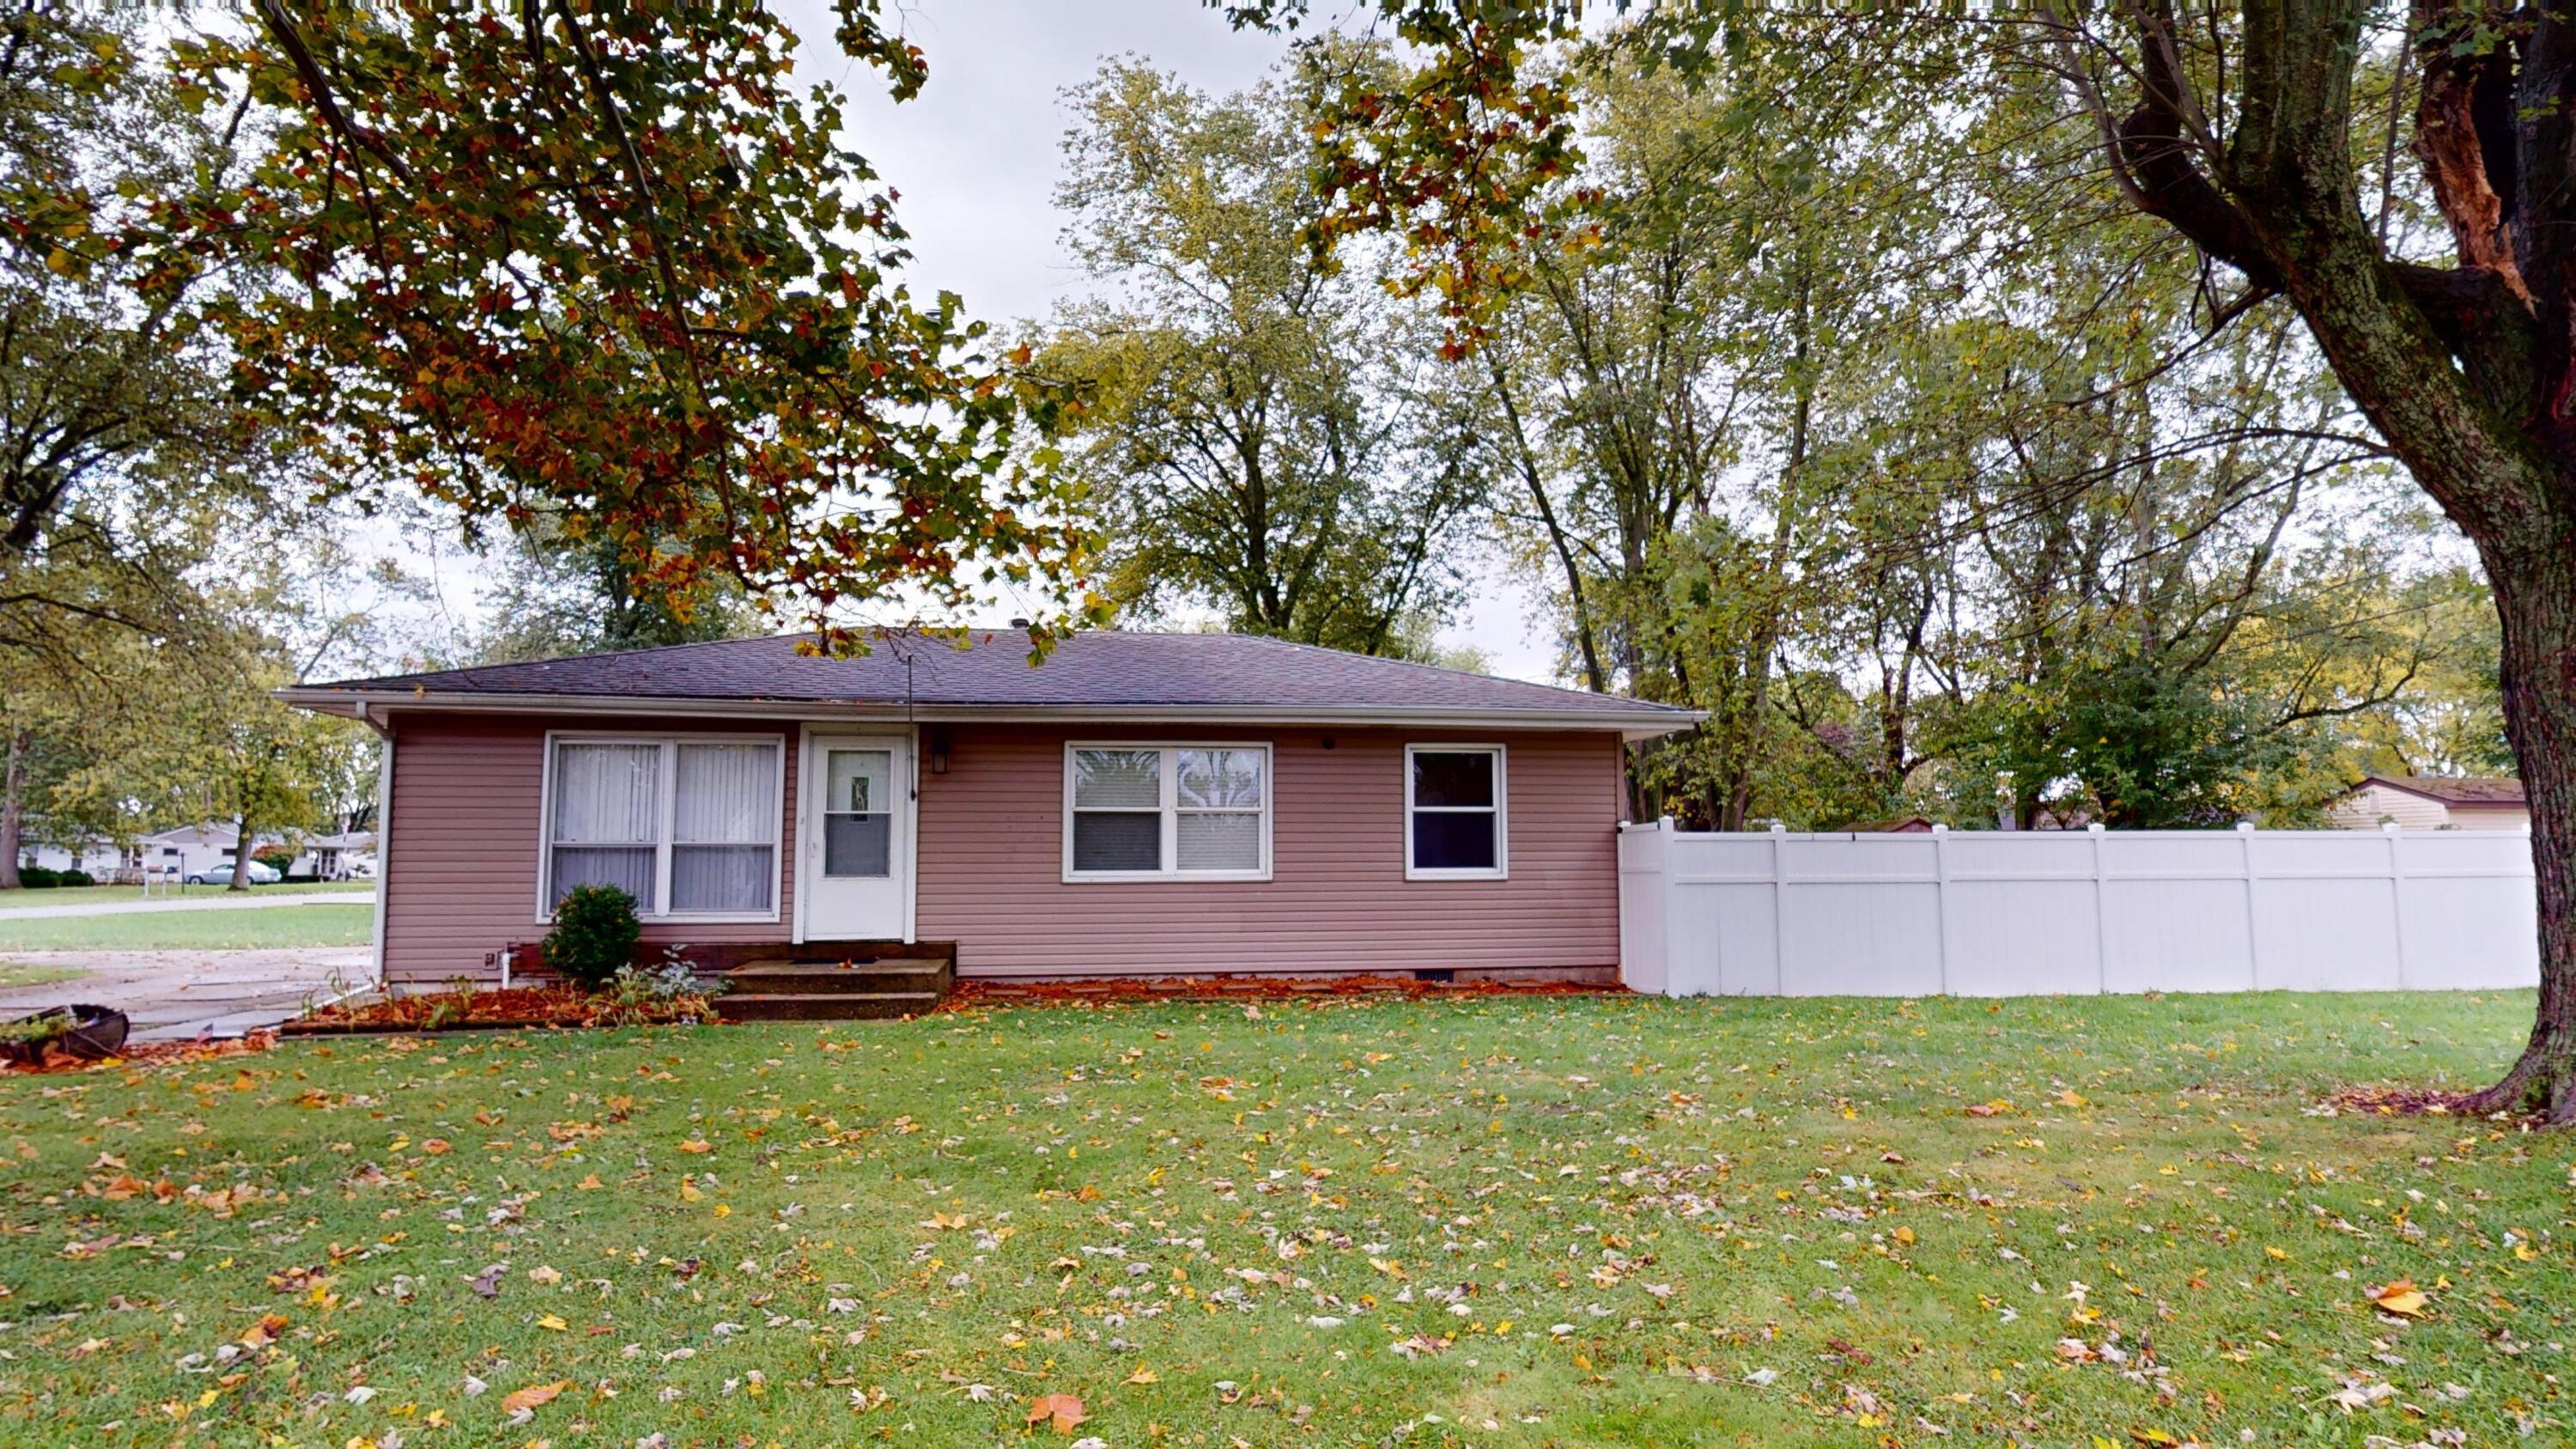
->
(2366, 1279), (2429, 1318)
(535, 1314), (568, 1332)
(1123, 1367), (1157, 1386)
(678, 1179), (703, 1202)
(1893, 1226), (1916, 1246)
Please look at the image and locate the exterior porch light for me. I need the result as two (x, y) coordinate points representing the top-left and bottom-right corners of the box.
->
(927, 728), (951, 776)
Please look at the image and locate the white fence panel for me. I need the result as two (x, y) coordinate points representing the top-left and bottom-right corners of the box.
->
(1618, 819), (2542, 997)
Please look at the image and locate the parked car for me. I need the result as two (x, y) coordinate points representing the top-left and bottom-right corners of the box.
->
(186, 861), (281, 886)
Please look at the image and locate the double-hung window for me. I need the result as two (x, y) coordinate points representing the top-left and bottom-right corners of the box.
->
(1406, 744), (1507, 880)
(1066, 744), (1270, 880)
(544, 735), (781, 918)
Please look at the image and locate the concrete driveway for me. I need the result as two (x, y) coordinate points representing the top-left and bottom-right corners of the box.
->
(0, 948), (369, 1042)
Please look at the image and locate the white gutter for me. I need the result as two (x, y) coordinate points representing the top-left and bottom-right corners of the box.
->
(276, 688), (1705, 740)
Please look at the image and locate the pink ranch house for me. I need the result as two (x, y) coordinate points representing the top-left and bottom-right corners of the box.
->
(282, 631), (1698, 1015)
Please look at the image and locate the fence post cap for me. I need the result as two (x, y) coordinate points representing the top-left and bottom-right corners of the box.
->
(2235, 821), (2257, 832)
(2087, 822), (2106, 834)
(1930, 823), (1948, 835)
(1769, 822), (1789, 835)
(2382, 821), (2403, 833)
(1657, 815), (1676, 832)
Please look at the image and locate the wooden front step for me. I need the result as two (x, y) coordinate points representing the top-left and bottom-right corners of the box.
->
(724, 959), (953, 995)
(713, 941), (953, 1021)
(716, 991), (943, 1022)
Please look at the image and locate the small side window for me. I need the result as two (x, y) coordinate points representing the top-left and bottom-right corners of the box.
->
(1406, 746), (1506, 880)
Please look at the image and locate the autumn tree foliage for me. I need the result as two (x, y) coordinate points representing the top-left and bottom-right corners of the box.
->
(138, 1), (1097, 649)
(1226, 0), (2576, 1119)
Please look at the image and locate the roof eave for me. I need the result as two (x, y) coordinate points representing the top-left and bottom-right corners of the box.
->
(2352, 775), (2526, 807)
(272, 686), (1704, 738)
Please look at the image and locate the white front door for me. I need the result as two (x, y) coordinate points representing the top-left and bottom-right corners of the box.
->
(799, 734), (911, 941)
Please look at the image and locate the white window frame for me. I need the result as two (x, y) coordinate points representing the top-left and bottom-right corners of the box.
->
(536, 730), (787, 923)
(1061, 741), (1273, 883)
(1404, 743), (1509, 881)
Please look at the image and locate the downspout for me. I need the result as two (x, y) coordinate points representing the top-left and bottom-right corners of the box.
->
(363, 706), (395, 994)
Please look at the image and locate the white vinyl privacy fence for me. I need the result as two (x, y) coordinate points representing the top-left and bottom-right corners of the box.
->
(1618, 820), (2540, 996)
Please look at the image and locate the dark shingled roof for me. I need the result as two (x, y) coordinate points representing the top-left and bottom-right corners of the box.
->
(285, 630), (1697, 728)
(2358, 774), (2525, 806)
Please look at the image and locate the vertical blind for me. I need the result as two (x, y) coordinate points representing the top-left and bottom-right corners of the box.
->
(549, 738), (779, 914)
(671, 743), (776, 913)
(550, 742), (659, 910)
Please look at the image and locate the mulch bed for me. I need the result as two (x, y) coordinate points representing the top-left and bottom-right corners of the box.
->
(265, 974), (1616, 1035)
(938, 973), (1620, 1011)
(0, 1030), (278, 1075)
(283, 985), (711, 1036)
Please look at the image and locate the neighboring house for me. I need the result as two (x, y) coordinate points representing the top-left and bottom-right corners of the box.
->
(280, 630), (1701, 988)
(136, 824), (293, 880)
(2329, 775), (2530, 831)
(290, 831), (376, 880)
(20, 839), (138, 876)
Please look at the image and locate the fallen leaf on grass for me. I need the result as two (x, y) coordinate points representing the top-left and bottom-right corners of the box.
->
(239, 1313), (289, 1349)
(1123, 1367), (1158, 1385)
(2366, 1279), (2429, 1318)
(501, 1380), (571, 1413)
(1024, 1392), (1087, 1434)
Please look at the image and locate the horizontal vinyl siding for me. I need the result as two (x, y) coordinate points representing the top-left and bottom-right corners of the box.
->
(2330, 784), (2451, 831)
(382, 713), (796, 984)
(916, 725), (1625, 976)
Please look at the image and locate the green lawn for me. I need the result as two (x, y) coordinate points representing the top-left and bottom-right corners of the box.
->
(0, 960), (82, 988)
(0, 880), (374, 908)
(0, 993), (2566, 1446)
(0, 903), (373, 952)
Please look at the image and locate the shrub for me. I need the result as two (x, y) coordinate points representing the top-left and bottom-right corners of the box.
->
(56, 869), (93, 887)
(254, 849), (296, 874)
(600, 946), (724, 1026)
(15, 867), (58, 889)
(542, 885), (641, 989)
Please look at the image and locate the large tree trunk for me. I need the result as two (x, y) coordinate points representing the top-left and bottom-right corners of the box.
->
(2467, 534), (2576, 1119)
(0, 729), (25, 890)
(229, 811), (253, 893)
(2081, 0), (2576, 1118)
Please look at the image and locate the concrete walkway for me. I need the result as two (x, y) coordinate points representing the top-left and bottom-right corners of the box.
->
(0, 947), (370, 1041)
(0, 891), (374, 922)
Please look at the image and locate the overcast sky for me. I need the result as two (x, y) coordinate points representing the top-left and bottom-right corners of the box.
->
(760, 0), (1558, 681)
